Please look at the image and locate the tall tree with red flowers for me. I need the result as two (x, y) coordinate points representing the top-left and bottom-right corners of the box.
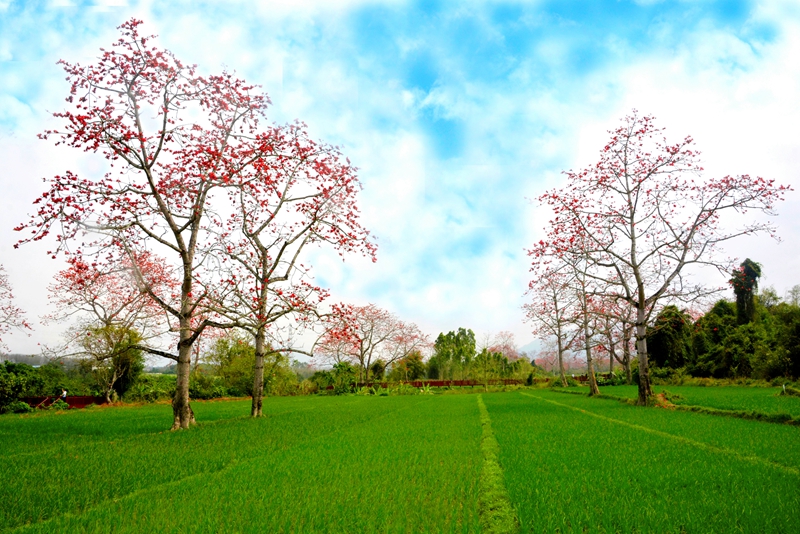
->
(531, 111), (790, 405)
(16, 19), (278, 429)
(212, 122), (376, 416)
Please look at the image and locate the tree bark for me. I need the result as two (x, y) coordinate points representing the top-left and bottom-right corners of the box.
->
(171, 315), (196, 430)
(622, 324), (633, 384)
(251, 326), (266, 417)
(635, 307), (652, 405)
(557, 336), (568, 387)
(584, 319), (600, 396)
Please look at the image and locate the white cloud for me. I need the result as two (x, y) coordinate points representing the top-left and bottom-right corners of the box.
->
(2, 1), (800, 356)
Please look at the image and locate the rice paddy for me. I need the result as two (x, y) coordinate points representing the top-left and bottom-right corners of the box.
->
(2, 387), (798, 533)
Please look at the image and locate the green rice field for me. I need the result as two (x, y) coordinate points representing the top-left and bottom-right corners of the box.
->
(2, 388), (798, 533)
(595, 384), (800, 417)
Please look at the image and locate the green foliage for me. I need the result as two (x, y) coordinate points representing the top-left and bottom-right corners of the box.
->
(550, 376), (580, 387)
(0, 400), (35, 414)
(122, 373), (176, 402)
(309, 370), (334, 393)
(205, 334), (256, 397)
(647, 305), (692, 369)
(368, 359), (385, 380)
(428, 327), (476, 379)
(48, 399), (70, 411)
(263, 352), (301, 396)
(189, 372), (228, 399)
(79, 325), (145, 399)
(331, 361), (357, 394)
(730, 258), (762, 324)
(387, 350), (426, 381)
(0, 362), (40, 409)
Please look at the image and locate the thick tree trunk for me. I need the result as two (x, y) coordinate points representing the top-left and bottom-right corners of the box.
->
(557, 337), (568, 387)
(104, 368), (118, 404)
(251, 327), (266, 418)
(635, 307), (652, 405)
(171, 317), (196, 430)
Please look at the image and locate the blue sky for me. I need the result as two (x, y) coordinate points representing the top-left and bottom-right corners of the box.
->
(1, 0), (799, 355)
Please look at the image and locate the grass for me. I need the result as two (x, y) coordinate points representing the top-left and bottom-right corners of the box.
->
(597, 384), (800, 417)
(2, 386), (799, 533)
(2, 396), (482, 533)
(476, 395), (519, 534)
(485, 390), (800, 533)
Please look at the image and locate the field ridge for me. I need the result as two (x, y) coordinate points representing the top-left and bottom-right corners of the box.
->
(521, 391), (800, 477)
(476, 395), (520, 534)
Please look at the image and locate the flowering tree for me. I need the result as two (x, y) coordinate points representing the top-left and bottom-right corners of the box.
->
(15, 19), (273, 429)
(214, 122), (375, 417)
(46, 252), (172, 335)
(524, 262), (582, 387)
(533, 111), (790, 404)
(0, 265), (30, 352)
(45, 252), (174, 401)
(316, 304), (429, 383)
(488, 331), (521, 361)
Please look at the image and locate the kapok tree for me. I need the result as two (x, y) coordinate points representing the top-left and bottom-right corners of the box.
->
(316, 304), (429, 383)
(15, 19), (270, 429)
(524, 263), (579, 387)
(214, 122), (376, 417)
(0, 265), (30, 352)
(45, 252), (173, 401)
(488, 331), (521, 361)
(534, 111), (790, 405)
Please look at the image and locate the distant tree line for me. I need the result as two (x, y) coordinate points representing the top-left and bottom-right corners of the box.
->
(646, 261), (800, 381)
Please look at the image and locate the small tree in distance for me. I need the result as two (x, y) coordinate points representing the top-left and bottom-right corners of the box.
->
(316, 304), (429, 383)
(0, 265), (30, 352)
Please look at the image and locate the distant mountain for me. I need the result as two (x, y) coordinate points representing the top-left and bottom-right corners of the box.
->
(1, 353), (50, 366)
(518, 340), (540, 355)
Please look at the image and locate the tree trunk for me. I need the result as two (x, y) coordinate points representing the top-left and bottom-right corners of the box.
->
(251, 327), (266, 417)
(619, 323), (632, 384)
(635, 307), (652, 405)
(607, 333), (615, 374)
(584, 320), (600, 396)
(171, 317), (196, 430)
(104, 368), (118, 404)
(557, 337), (568, 387)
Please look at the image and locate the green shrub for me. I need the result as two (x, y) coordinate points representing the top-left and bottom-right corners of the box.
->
(551, 376), (580, 388)
(49, 399), (70, 411)
(189, 372), (227, 399)
(123, 374), (176, 402)
(1, 400), (35, 414)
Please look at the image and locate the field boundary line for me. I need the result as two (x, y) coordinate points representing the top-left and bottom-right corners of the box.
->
(476, 395), (520, 534)
(5, 397), (432, 533)
(548, 388), (800, 426)
(520, 392), (800, 478)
